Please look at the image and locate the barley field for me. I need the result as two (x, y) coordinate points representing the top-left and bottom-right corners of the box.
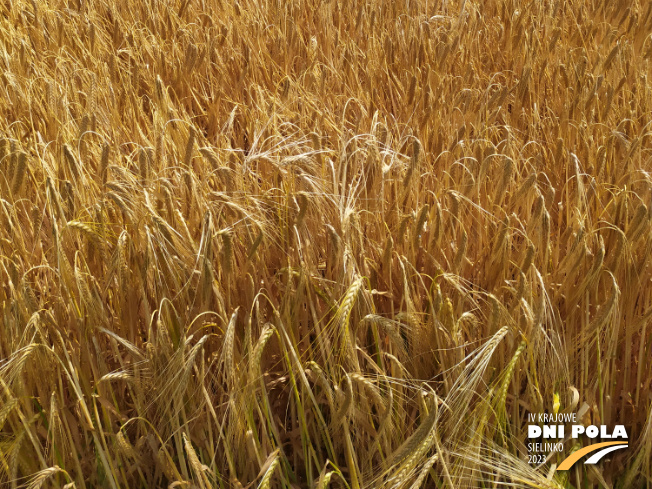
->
(0, 0), (651, 487)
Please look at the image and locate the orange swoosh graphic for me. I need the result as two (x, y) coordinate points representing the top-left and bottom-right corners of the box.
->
(557, 441), (628, 470)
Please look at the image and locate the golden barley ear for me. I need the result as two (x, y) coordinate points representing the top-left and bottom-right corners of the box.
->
(63, 144), (80, 180)
(99, 143), (110, 184)
(11, 151), (27, 195)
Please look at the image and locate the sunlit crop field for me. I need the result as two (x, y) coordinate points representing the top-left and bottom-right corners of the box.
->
(1, 0), (651, 487)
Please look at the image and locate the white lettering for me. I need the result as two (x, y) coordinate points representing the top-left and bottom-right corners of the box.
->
(529, 425), (542, 438)
(612, 425), (628, 438)
(572, 425), (585, 438)
(586, 426), (599, 438)
(543, 425), (557, 438)
(600, 425), (611, 438)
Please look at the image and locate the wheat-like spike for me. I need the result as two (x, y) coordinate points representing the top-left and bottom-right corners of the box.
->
(402, 138), (421, 188)
(11, 151), (27, 195)
(494, 341), (526, 423)
(117, 231), (129, 291)
(31, 204), (43, 242)
(220, 229), (233, 274)
(9, 140), (17, 173)
(184, 126), (196, 168)
(62, 180), (75, 218)
(453, 229), (467, 272)
(22, 278), (39, 313)
(397, 214), (413, 246)
(149, 209), (173, 242)
(408, 453), (438, 489)
(74, 259), (95, 322)
(521, 239), (535, 272)
(603, 42), (620, 70)
(413, 203), (429, 249)
(78, 114), (89, 143)
(139, 147), (151, 183)
(514, 172), (536, 202)
(26, 466), (65, 489)
(183, 432), (210, 489)
(514, 270), (526, 306)
(46, 391), (65, 455)
(335, 278), (364, 367)
(199, 147), (219, 170)
(0, 397), (17, 430)
(26, 465), (65, 489)
(333, 372), (353, 426)
(0, 138), (7, 165)
(541, 209), (550, 268)
(63, 143), (80, 180)
(530, 191), (544, 224)
(116, 430), (137, 460)
(100, 371), (134, 383)
(627, 202), (648, 242)
(316, 470), (334, 489)
(107, 191), (134, 221)
(431, 202), (443, 247)
(386, 393), (438, 469)
(258, 452), (280, 489)
(67, 220), (100, 244)
(221, 308), (239, 387)
(448, 190), (460, 221)
(157, 447), (182, 482)
(184, 43), (198, 72)
(307, 361), (334, 411)
(296, 191), (309, 226)
(247, 227), (263, 260)
(99, 143), (110, 184)
(494, 157), (513, 204)
(249, 323), (275, 385)
(350, 372), (386, 414)
(362, 314), (408, 356)
(155, 74), (165, 106)
(183, 169), (194, 217)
